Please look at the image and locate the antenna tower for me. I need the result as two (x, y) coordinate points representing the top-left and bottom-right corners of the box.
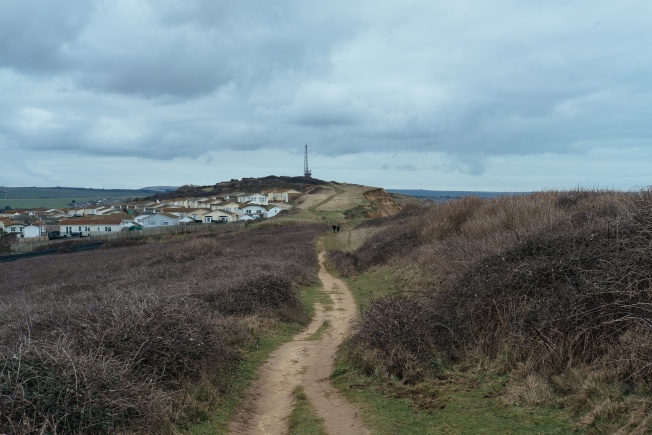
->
(304, 144), (312, 177)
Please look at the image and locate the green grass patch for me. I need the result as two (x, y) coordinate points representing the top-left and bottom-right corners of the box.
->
(339, 268), (402, 312)
(322, 231), (349, 252)
(300, 283), (329, 319)
(288, 386), (328, 435)
(331, 359), (578, 435)
(307, 320), (331, 341)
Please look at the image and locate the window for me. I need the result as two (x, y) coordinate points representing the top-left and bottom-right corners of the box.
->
(105, 227), (112, 232)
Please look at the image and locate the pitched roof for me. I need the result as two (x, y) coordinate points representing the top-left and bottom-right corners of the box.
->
(60, 217), (126, 225)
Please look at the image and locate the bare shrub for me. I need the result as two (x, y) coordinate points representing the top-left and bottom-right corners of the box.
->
(429, 197), (652, 386)
(345, 294), (447, 382)
(199, 274), (307, 323)
(72, 296), (245, 383)
(0, 222), (325, 433)
(1, 339), (164, 434)
(339, 188), (652, 428)
(326, 250), (358, 277)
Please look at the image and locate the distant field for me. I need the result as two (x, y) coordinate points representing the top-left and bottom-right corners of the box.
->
(0, 186), (157, 209)
(1, 198), (109, 209)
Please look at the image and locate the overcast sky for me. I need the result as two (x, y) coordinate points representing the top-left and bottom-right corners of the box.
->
(1, 1), (651, 191)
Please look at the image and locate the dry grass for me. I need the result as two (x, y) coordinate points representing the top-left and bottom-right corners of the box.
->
(0, 222), (326, 434)
(330, 188), (652, 431)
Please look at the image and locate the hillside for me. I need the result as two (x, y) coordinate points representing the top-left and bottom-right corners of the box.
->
(155, 177), (401, 223)
(327, 189), (652, 433)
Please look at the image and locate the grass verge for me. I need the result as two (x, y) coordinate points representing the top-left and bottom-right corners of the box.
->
(307, 320), (331, 341)
(331, 359), (577, 435)
(288, 387), (328, 435)
(337, 266), (401, 312)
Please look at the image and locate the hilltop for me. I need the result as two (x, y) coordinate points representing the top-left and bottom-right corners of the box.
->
(148, 175), (327, 200)
(150, 176), (401, 221)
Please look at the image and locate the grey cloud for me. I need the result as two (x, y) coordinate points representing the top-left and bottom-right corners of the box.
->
(0, 0), (93, 73)
(1, 0), (651, 189)
(70, 1), (351, 99)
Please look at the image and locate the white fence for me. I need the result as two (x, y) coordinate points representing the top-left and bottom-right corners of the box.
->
(9, 222), (245, 254)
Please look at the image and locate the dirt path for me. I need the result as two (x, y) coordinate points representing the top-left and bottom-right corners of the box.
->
(229, 252), (370, 435)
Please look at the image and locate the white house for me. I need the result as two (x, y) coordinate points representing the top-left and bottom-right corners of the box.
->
(60, 217), (128, 236)
(211, 201), (240, 213)
(237, 193), (268, 205)
(239, 204), (266, 217)
(134, 213), (179, 228)
(203, 210), (239, 223)
(73, 205), (114, 216)
(263, 189), (302, 202)
(23, 222), (46, 238)
(5, 221), (24, 234)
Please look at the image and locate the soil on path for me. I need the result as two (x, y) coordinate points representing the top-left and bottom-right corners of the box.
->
(229, 251), (370, 435)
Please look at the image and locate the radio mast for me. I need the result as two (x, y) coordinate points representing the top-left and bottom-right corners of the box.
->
(304, 144), (312, 178)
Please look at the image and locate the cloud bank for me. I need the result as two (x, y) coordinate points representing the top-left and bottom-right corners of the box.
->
(1, 0), (651, 190)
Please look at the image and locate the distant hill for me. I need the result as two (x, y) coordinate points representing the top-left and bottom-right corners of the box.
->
(140, 186), (178, 192)
(0, 186), (158, 209)
(387, 189), (525, 202)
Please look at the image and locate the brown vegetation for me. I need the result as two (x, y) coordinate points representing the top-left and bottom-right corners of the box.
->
(0, 222), (325, 434)
(328, 188), (652, 431)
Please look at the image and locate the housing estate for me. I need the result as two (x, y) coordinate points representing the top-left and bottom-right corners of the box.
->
(1, 187), (303, 243)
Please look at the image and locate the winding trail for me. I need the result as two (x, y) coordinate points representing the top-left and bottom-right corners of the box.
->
(229, 251), (370, 435)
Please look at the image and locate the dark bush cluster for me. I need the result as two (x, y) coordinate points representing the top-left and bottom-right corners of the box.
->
(340, 189), (652, 392)
(0, 222), (325, 434)
(346, 294), (447, 382)
(1, 340), (156, 434)
(327, 230), (420, 276)
(435, 198), (652, 384)
(200, 274), (306, 323)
